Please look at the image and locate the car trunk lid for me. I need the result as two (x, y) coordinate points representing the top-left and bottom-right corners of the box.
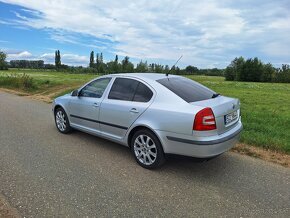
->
(190, 96), (240, 134)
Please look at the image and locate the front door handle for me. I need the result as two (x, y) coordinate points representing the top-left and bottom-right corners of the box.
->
(92, 103), (99, 107)
(130, 108), (139, 113)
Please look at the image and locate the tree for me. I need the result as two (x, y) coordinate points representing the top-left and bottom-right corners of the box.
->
(113, 55), (119, 73)
(175, 66), (181, 75)
(225, 57), (245, 81)
(55, 50), (61, 69)
(106, 55), (120, 73)
(58, 50), (61, 66)
(261, 63), (275, 82)
(240, 58), (263, 82)
(106, 61), (115, 73)
(100, 53), (103, 64)
(169, 65), (176, 74)
(276, 64), (290, 83)
(185, 65), (199, 75)
(154, 64), (164, 73)
(96, 53), (100, 69)
(55, 50), (57, 66)
(0, 51), (8, 70)
(149, 63), (155, 72)
(121, 56), (134, 72)
(135, 60), (148, 72)
(94, 52), (106, 74)
(89, 51), (94, 68)
(99, 52), (105, 74)
(164, 65), (170, 74)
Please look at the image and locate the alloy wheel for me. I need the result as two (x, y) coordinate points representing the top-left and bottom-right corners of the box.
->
(55, 110), (67, 132)
(133, 134), (157, 165)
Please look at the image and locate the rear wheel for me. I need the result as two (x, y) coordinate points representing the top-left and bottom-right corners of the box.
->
(131, 129), (165, 169)
(54, 107), (72, 134)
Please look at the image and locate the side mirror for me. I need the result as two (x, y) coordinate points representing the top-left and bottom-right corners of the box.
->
(71, 90), (79, 96)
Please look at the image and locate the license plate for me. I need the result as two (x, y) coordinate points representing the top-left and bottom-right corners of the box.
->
(224, 110), (238, 125)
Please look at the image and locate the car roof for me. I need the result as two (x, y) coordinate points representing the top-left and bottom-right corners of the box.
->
(108, 73), (179, 81)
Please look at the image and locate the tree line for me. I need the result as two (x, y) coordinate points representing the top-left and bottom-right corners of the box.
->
(1, 50), (289, 83)
(9, 60), (44, 69)
(225, 57), (290, 83)
(87, 50), (224, 76)
(0, 51), (52, 69)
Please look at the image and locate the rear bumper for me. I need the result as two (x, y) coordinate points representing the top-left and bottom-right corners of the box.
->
(156, 121), (242, 158)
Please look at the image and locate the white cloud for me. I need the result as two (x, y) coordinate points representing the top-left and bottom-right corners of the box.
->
(4, 50), (88, 66)
(262, 42), (290, 57)
(7, 51), (33, 59)
(40, 52), (88, 66)
(1, 0), (289, 67)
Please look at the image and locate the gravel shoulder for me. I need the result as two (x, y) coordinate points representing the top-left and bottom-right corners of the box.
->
(0, 194), (20, 218)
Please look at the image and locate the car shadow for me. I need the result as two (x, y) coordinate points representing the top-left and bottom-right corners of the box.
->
(66, 128), (242, 179)
(52, 126), (278, 200)
(48, 125), (288, 217)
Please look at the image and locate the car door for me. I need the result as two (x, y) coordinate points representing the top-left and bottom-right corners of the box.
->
(99, 77), (154, 140)
(68, 77), (112, 133)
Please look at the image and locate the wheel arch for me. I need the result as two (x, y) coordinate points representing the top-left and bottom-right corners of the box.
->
(53, 104), (62, 115)
(53, 104), (69, 118)
(127, 125), (164, 150)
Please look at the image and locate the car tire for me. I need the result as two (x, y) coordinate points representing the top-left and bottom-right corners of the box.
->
(54, 107), (72, 134)
(131, 129), (165, 169)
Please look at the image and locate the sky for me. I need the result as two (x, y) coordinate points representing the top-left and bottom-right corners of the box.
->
(0, 0), (289, 68)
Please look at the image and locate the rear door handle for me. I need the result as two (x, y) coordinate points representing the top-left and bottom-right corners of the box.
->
(130, 108), (139, 113)
(92, 102), (99, 107)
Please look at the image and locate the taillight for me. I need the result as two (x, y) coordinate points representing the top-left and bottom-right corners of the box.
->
(193, 107), (216, 131)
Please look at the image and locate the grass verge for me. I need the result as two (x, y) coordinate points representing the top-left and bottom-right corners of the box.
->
(232, 144), (290, 168)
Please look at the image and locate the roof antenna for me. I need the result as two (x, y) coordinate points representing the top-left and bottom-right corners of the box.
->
(166, 55), (183, 76)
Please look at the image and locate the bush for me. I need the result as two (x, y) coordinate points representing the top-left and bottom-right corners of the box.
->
(0, 73), (36, 90)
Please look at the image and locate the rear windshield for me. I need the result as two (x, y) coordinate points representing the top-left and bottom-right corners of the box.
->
(157, 77), (216, 103)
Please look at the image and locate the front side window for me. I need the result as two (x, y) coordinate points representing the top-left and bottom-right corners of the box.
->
(79, 77), (111, 98)
(108, 78), (153, 102)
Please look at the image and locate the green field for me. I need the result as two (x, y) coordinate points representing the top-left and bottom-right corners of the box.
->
(0, 69), (95, 92)
(1, 69), (290, 154)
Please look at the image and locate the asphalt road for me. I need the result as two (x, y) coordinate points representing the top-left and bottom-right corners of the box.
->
(0, 92), (290, 217)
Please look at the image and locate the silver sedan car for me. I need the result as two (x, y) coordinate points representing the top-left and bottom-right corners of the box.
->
(52, 73), (242, 168)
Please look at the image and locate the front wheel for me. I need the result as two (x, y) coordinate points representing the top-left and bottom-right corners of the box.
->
(131, 129), (165, 169)
(54, 107), (72, 134)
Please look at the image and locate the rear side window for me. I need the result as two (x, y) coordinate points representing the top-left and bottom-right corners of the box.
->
(157, 77), (215, 103)
(108, 78), (153, 102)
(108, 78), (139, 101)
(133, 82), (153, 102)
